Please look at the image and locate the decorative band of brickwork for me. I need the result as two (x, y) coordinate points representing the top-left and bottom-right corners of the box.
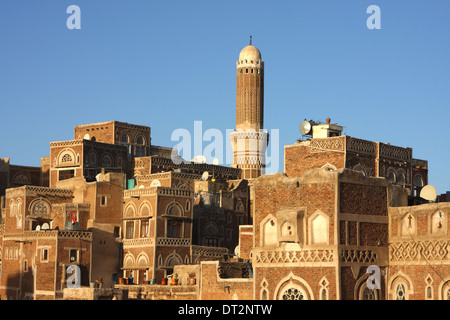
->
(254, 249), (334, 264)
(390, 240), (449, 262)
(157, 237), (191, 247)
(340, 249), (377, 264)
(123, 238), (154, 248)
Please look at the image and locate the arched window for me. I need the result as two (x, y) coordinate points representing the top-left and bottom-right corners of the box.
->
(165, 253), (182, 268)
(321, 288), (328, 300)
(135, 136), (146, 157)
(414, 175), (424, 197)
(320, 277), (329, 300)
(167, 203), (183, 217)
(58, 149), (76, 166)
(139, 203), (152, 217)
(309, 211), (329, 244)
(442, 281), (450, 300)
(359, 283), (377, 300)
(353, 164), (366, 176)
(397, 173), (406, 186)
(61, 153), (73, 163)
(30, 199), (51, 217)
(12, 173), (31, 185)
(236, 200), (245, 212)
(280, 287), (305, 300)
(124, 204), (136, 218)
(261, 289), (268, 300)
(395, 283), (407, 300)
(101, 154), (113, 167)
(387, 170), (396, 184)
(120, 134), (132, 158)
(88, 152), (97, 166)
(275, 273), (313, 300)
(120, 134), (129, 144)
(262, 216), (277, 247)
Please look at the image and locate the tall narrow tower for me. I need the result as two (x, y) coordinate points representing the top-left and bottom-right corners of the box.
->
(230, 38), (268, 179)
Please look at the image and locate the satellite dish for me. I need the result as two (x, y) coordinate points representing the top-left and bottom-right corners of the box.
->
(234, 245), (240, 258)
(41, 223), (49, 230)
(299, 120), (315, 136)
(36, 225), (41, 231)
(138, 185), (145, 189)
(150, 179), (161, 187)
(95, 173), (102, 181)
(201, 171), (209, 181)
(192, 155), (206, 164)
(212, 158), (219, 165)
(420, 185), (437, 202)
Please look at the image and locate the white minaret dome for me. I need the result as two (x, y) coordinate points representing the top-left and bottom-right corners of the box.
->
(239, 45), (261, 62)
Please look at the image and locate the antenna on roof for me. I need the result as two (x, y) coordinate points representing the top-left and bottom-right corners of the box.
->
(250, 35), (252, 45)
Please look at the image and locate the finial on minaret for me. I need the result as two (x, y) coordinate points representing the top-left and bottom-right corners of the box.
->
(250, 35), (252, 45)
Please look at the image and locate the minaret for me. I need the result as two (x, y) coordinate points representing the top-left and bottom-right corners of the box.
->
(230, 37), (268, 179)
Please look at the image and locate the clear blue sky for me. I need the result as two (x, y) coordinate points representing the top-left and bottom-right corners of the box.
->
(0, 0), (449, 194)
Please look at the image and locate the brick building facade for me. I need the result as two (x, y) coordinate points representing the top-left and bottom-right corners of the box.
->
(1, 42), (448, 300)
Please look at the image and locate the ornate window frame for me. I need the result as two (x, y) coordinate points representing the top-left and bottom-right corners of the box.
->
(124, 203), (137, 219)
(138, 201), (153, 218)
(165, 251), (183, 268)
(388, 271), (414, 300)
(273, 272), (314, 300)
(28, 198), (52, 218)
(123, 253), (135, 269)
(57, 148), (77, 167)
